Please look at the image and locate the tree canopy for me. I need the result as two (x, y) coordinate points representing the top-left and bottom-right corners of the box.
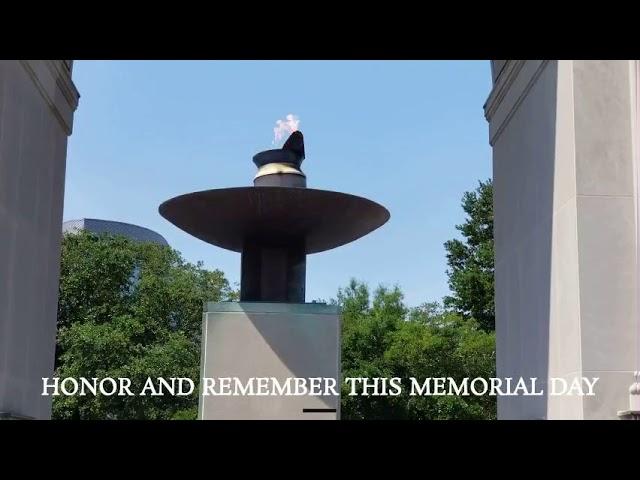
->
(444, 179), (495, 331)
(337, 279), (496, 420)
(54, 230), (237, 419)
(337, 180), (496, 419)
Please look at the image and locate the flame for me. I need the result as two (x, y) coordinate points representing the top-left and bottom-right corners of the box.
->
(272, 114), (300, 145)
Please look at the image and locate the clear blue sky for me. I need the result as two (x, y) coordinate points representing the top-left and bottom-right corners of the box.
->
(64, 61), (492, 307)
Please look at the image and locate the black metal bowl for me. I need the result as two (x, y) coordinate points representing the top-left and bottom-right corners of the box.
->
(159, 186), (390, 254)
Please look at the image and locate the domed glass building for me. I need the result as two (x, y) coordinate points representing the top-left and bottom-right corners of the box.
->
(62, 218), (168, 246)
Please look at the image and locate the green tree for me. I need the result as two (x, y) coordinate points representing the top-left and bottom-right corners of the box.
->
(337, 279), (496, 420)
(337, 280), (405, 419)
(443, 179), (495, 331)
(54, 231), (237, 420)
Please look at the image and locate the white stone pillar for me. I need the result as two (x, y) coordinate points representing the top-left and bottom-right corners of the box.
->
(486, 60), (639, 419)
(0, 61), (79, 419)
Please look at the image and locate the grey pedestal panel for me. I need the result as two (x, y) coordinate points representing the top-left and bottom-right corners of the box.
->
(198, 302), (341, 420)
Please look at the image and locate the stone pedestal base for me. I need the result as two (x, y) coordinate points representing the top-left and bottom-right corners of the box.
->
(198, 302), (340, 420)
(0, 411), (34, 420)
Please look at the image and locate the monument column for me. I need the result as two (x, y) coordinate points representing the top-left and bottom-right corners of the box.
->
(0, 61), (80, 419)
(485, 60), (639, 419)
(159, 131), (389, 419)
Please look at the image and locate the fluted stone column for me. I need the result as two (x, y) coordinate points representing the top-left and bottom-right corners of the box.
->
(0, 61), (79, 419)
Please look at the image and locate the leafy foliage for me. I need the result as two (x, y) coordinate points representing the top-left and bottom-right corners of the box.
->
(54, 231), (237, 420)
(337, 279), (496, 420)
(443, 179), (495, 331)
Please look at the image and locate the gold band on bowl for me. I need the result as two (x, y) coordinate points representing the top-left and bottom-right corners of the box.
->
(254, 163), (306, 179)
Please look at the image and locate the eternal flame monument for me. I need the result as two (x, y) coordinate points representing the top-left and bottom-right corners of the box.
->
(159, 131), (390, 419)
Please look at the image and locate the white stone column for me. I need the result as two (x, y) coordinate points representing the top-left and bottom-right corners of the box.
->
(486, 60), (639, 419)
(0, 61), (79, 419)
